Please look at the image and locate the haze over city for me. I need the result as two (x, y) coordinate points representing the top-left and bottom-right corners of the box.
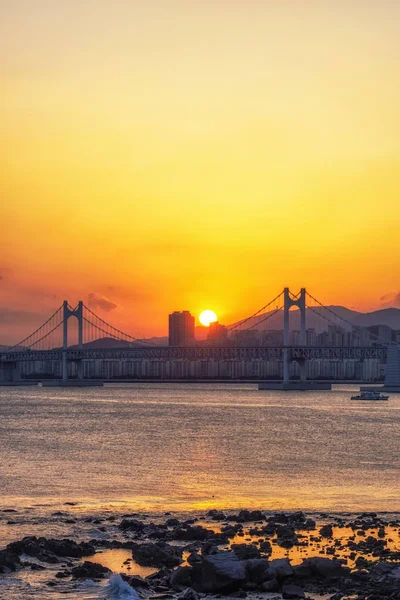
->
(2, 0), (400, 344)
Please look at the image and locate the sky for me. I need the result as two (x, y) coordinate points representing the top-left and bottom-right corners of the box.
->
(1, 0), (400, 342)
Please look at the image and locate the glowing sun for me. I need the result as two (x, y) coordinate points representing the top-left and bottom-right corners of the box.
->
(199, 310), (218, 327)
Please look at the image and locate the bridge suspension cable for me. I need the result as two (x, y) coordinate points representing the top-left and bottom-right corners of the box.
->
(82, 304), (155, 346)
(244, 305), (283, 332)
(6, 305), (63, 351)
(306, 291), (391, 346)
(228, 291), (284, 332)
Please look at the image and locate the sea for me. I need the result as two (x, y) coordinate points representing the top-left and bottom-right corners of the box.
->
(0, 383), (399, 598)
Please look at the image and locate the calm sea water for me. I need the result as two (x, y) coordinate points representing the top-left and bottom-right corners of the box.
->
(0, 383), (399, 513)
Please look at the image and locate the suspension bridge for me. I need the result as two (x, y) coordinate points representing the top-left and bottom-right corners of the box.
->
(0, 289), (399, 389)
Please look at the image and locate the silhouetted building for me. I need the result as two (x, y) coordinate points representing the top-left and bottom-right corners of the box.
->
(207, 321), (228, 344)
(168, 311), (195, 346)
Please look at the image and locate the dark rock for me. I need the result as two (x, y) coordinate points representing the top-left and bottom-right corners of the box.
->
(207, 510), (226, 521)
(146, 567), (173, 582)
(119, 519), (146, 531)
(187, 552), (202, 565)
(294, 557), (350, 580)
(320, 525), (334, 538)
(378, 527), (385, 538)
(228, 510), (264, 523)
(165, 518), (180, 527)
(201, 541), (219, 555)
(121, 574), (150, 588)
(265, 558), (294, 581)
(131, 542), (182, 568)
(282, 584), (306, 599)
(170, 566), (193, 591)
(71, 561), (111, 579)
(0, 549), (21, 573)
(245, 558), (269, 584)
(170, 525), (225, 543)
(192, 551), (247, 593)
(231, 544), (261, 560)
(260, 578), (279, 592)
(6, 536), (95, 561)
(177, 588), (199, 600)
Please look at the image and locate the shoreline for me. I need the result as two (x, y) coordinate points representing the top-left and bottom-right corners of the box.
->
(1, 507), (399, 599)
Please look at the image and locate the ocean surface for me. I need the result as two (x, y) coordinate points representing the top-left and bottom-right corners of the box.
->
(0, 383), (399, 599)
(0, 383), (399, 514)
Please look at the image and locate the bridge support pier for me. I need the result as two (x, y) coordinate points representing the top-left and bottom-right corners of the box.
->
(362, 344), (400, 393)
(0, 361), (21, 384)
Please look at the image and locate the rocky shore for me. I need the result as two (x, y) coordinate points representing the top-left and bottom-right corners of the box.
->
(1, 509), (400, 599)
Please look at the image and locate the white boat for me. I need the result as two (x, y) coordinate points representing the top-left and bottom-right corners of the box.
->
(351, 390), (389, 401)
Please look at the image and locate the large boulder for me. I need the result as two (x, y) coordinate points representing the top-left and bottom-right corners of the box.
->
(0, 549), (21, 573)
(245, 558), (269, 584)
(193, 551), (247, 593)
(131, 542), (182, 568)
(265, 558), (294, 581)
(170, 566), (194, 591)
(294, 557), (350, 580)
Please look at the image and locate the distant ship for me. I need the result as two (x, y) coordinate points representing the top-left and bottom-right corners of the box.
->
(351, 390), (389, 401)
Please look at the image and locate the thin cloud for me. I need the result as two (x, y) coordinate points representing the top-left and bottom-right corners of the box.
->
(88, 293), (117, 313)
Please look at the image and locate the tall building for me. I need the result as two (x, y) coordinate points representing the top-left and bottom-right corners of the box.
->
(207, 321), (228, 344)
(168, 311), (195, 346)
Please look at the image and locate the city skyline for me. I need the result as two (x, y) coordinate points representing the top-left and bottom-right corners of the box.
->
(2, 1), (400, 341)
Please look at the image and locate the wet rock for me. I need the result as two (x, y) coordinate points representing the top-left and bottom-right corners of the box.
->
(245, 558), (269, 584)
(228, 510), (265, 523)
(282, 583), (306, 599)
(177, 588), (199, 600)
(187, 552), (202, 565)
(71, 561), (111, 579)
(265, 558), (294, 581)
(207, 510), (226, 521)
(119, 519), (146, 531)
(165, 518), (180, 527)
(192, 551), (247, 593)
(121, 574), (150, 588)
(378, 527), (385, 538)
(231, 544), (261, 560)
(320, 525), (334, 538)
(146, 567), (173, 583)
(170, 566), (194, 590)
(0, 549), (21, 573)
(170, 524), (226, 543)
(276, 525), (298, 549)
(6, 536), (95, 561)
(260, 578), (279, 592)
(201, 541), (219, 555)
(131, 542), (182, 568)
(294, 557), (350, 580)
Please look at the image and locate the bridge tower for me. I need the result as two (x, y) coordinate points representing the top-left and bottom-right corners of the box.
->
(283, 287), (306, 384)
(62, 301), (83, 380)
(383, 344), (400, 390)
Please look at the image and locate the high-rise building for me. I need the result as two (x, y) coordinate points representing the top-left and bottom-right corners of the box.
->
(168, 311), (195, 346)
(306, 328), (317, 346)
(207, 321), (228, 344)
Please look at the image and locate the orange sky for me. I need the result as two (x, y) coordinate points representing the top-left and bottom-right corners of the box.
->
(1, 1), (400, 342)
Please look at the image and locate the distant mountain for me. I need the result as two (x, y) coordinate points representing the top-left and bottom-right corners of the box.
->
(228, 306), (400, 333)
(77, 336), (168, 349)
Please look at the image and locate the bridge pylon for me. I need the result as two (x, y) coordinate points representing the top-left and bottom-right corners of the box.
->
(283, 288), (306, 384)
(62, 301), (83, 380)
